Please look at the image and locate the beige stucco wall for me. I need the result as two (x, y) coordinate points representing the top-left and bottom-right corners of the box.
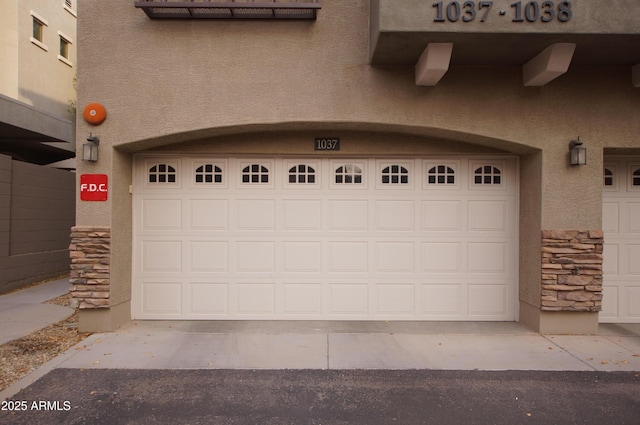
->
(0, 0), (19, 98)
(4, 0), (78, 119)
(76, 0), (640, 332)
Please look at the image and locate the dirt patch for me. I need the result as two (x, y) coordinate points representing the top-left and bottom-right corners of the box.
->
(0, 293), (92, 393)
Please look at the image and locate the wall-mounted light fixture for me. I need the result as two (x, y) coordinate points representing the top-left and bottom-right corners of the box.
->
(83, 133), (100, 162)
(569, 137), (586, 166)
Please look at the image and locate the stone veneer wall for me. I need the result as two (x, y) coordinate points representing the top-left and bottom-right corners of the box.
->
(541, 230), (603, 312)
(69, 226), (110, 309)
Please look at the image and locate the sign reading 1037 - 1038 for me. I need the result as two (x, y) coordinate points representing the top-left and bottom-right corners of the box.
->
(432, 1), (572, 23)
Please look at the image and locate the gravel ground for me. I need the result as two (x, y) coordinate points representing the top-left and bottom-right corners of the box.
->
(0, 292), (92, 393)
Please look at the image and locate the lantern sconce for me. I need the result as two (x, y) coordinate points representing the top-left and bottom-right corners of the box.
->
(83, 133), (100, 162)
(569, 137), (586, 166)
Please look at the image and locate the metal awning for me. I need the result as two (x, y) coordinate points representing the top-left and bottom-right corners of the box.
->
(134, 1), (321, 20)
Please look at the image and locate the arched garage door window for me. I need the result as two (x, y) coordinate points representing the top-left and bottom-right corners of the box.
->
(289, 164), (316, 184)
(474, 165), (502, 185)
(428, 165), (455, 185)
(148, 164), (176, 183)
(381, 165), (409, 184)
(242, 164), (269, 184)
(633, 168), (640, 186)
(335, 164), (363, 184)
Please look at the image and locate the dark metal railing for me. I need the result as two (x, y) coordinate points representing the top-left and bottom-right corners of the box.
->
(134, 0), (322, 20)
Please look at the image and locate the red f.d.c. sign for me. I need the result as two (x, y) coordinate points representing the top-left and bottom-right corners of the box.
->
(80, 174), (108, 201)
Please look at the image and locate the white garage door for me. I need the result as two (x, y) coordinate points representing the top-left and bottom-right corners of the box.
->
(132, 155), (518, 321)
(602, 158), (640, 323)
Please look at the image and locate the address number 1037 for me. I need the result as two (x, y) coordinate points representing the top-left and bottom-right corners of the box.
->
(433, 1), (572, 23)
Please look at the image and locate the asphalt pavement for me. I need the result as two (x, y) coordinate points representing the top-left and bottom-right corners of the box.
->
(2, 369), (639, 424)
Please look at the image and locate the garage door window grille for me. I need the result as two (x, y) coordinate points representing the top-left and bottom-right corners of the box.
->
(289, 164), (316, 184)
(195, 164), (223, 184)
(633, 168), (640, 186)
(427, 165), (455, 185)
(242, 164), (269, 184)
(335, 164), (363, 184)
(603, 168), (614, 187)
(382, 165), (409, 184)
(148, 164), (177, 183)
(474, 166), (501, 185)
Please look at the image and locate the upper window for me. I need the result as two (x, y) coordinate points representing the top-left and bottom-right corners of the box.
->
(30, 12), (48, 50)
(63, 0), (77, 17)
(335, 164), (363, 184)
(57, 31), (73, 65)
(289, 164), (316, 184)
(474, 165), (502, 185)
(195, 164), (222, 184)
(149, 164), (177, 183)
(633, 168), (640, 186)
(242, 164), (269, 184)
(603, 168), (614, 187)
(382, 165), (409, 185)
(59, 36), (70, 59)
(32, 18), (44, 42)
(428, 165), (455, 185)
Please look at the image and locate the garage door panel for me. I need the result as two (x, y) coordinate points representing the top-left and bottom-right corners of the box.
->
(423, 242), (461, 273)
(375, 284), (415, 315)
(600, 286), (619, 320)
(422, 200), (461, 232)
(189, 199), (228, 230)
(283, 283), (322, 315)
(468, 242), (507, 274)
(142, 199), (182, 231)
(375, 200), (415, 231)
(602, 202), (620, 233)
(627, 287), (640, 318)
(142, 240), (182, 272)
(134, 156), (518, 321)
(188, 282), (229, 315)
(603, 244), (619, 276)
(628, 245), (640, 275)
(283, 242), (322, 272)
(468, 200), (507, 232)
(282, 199), (322, 231)
(329, 242), (368, 273)
(328, 200), (368, 231)
(329, 283), (368, 315)
(189, 241), (228, 272)
(142, 282), (182, 315)
(629, 204), (640, 233)
(236, 241), (275, 272)
(236, 199), (275, 230)
(422, 284), (463, 316)
(468, 284), (508, 317)
(374, 242), (415, 273)
(236, 283), (276, 315)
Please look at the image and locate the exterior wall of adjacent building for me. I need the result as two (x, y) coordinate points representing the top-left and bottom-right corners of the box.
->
(0, 0), (77, 118)
(75, 0), (640, 333)
(0, 1), (77, 293)
(0, 0), (20, 99)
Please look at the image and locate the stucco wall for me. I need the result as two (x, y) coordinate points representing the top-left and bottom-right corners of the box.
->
(0, 0), (19, 98)
(77, 3), (639, 228)
(76, 1), (640, 330)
